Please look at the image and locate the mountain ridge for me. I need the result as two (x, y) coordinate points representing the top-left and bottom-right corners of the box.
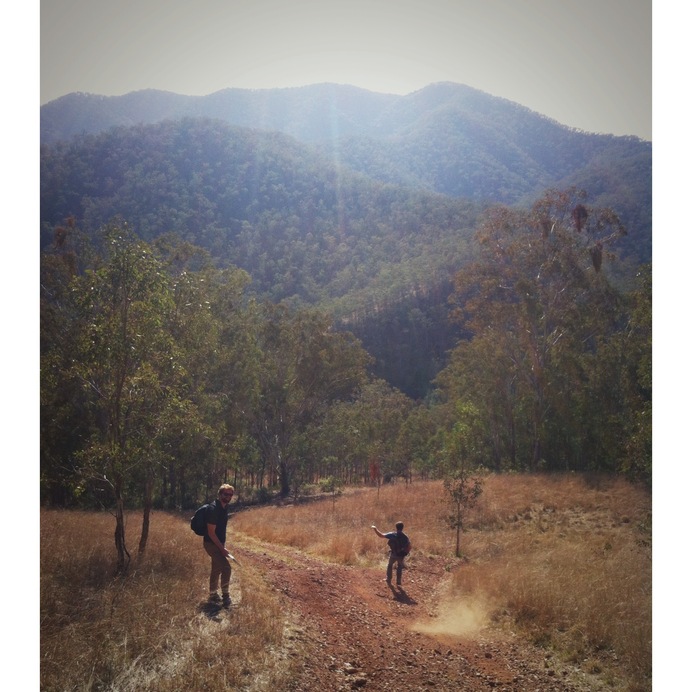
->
(41, 81), (650, 144)
(41, 82), (650, 251)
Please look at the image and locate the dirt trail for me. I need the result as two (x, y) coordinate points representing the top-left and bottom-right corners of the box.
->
(232, 539), (601, 691)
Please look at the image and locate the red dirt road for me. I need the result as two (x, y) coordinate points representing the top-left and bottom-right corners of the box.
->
(234, 540), (605, 691)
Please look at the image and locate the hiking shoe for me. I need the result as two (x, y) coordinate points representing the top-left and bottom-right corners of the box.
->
(208, 593), (221, 604)
(222, 594), (232, 608)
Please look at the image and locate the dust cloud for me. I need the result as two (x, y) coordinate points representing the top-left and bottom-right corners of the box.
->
(411, 597), (490, 638)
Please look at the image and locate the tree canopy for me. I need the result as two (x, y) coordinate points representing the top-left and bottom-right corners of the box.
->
(436, 190), (649, 477)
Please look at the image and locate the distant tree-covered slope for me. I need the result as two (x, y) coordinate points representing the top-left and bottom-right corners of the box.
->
(40, 83), (399, 145)
(41, 83), (651, 264)
(41, 118), (481, 308)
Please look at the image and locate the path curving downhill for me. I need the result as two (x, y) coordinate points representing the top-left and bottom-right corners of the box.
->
(232, 539), (604, 691)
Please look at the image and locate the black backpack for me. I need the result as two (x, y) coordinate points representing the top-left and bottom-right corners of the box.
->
(388, 532), (411, 557)
(190, 502), (213, 536)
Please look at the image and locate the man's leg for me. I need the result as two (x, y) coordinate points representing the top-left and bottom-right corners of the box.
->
(204, 542), (224, 599)
(386, 554), (396, 583)
(396, 557), (404, 585)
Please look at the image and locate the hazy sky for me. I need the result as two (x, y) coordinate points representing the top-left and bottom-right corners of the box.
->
(40, 0), (651, 139)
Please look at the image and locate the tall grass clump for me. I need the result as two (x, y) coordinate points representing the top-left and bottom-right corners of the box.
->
(452, 474), (651, 687)
(41, 509), (292, 691)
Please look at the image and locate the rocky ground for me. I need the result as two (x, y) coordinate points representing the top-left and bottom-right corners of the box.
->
(224, 539), (616, 692)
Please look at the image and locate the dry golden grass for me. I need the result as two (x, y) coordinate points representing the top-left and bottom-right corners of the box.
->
(233, 474), (652, 688)
(41, 474), (651, 690)
(455, 475), (652, 686)
(41, 509), (294, 691)
(231, 484), (460, 563)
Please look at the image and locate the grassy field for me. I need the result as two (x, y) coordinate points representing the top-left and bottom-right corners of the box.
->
(233, 474), (652, 686)
(40, 509), (294, 691)
(40, 474), (651, 690)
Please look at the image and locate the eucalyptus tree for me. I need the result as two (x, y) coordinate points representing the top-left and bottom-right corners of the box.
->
(393, 402), (440, 480)
(442, 188), (628, 471)
(200, 275), (268, 494)
(622, 265), (651, 484)
(249, 304), (371, 496)
(601, 264), (651, 483)
(65, 225), (178, 570)
(41, 218), (102, 505)
(305, 379), (416, 485)
(41, 252), (89, 506)
(159, 237), (258, 502)
(304, 398), (368, 485)
(350, 379), (414, 483)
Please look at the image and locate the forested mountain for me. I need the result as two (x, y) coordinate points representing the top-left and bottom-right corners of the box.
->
(41, 83), (651, 264)
(41, 118), (484, 396)
(41, 86), (652, 517)
(40, 118), (479, 307)
(40, 83), (651, 396)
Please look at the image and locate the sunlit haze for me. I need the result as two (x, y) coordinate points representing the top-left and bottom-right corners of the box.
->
(40, 0), (651, 139)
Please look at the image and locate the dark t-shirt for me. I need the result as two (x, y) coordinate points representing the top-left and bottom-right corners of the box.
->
(203, 499), (230, 544)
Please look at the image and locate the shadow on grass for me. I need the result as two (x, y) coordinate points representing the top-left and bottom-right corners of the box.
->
(197, 600), (225, 621)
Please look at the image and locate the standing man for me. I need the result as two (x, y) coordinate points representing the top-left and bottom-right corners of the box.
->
(204, 484), (235, 608)
(372, 521), (411, 586)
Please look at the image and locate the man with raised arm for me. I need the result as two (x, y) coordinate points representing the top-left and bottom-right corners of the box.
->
(372, 521), (411, 586)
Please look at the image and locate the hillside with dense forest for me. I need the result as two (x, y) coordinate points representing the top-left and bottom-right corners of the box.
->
(40, 84), (652, 387)
(40, 84), (652, 518)
(41, 117), (487, 395)
(41, 83), (651, 262)
(41, 118), (480, 307)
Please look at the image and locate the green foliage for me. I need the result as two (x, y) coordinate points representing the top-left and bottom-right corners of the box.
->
(40, 224), (374, 561)
(617, 266), (652, 484)
(319, 475), (344, 508)
(245, 302), (371, 496)
(305, 379), (414, 486)
(435, 190), (650, 481)
(443, 472), (484, 558)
